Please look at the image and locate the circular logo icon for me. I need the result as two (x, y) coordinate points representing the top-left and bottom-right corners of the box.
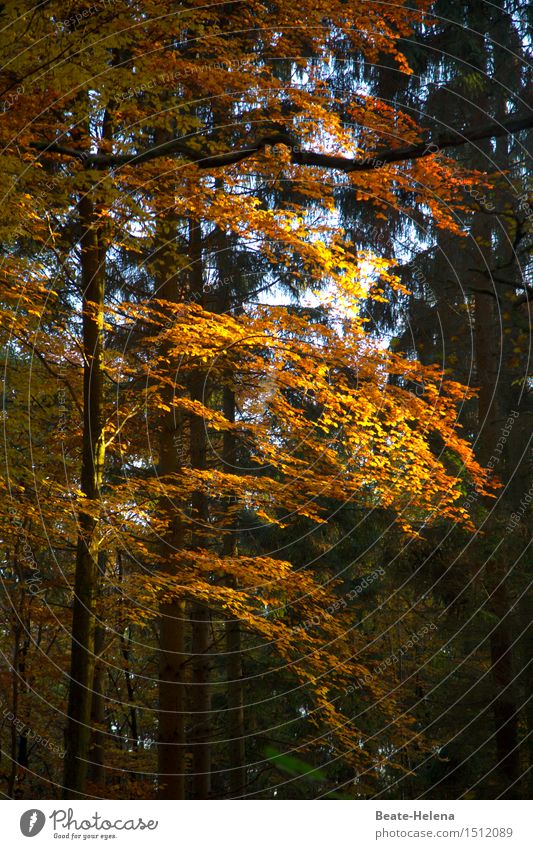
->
(20, 810), (46, 837)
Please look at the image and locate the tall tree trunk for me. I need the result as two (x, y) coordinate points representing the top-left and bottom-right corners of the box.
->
(155, 207), (187, 800)
(63, 194), (105, 797)
(488, 579), (521, 796)
(88, 552), (108, 789)
(188, 218), (212, 799)
(474, 289), (521, 797)
(223, 383), (246, 797)
(88, 620), (106, 789)
(518, 584), (533, 797)
(158, 543), (186, 798)
(190, 600), (211, 798)
(209, 189), (246, 796)
(7, 624), (21, 797)
(158, 591), (186, 799)
(472, 96), (522, 795)
(484, 27), (523, 795)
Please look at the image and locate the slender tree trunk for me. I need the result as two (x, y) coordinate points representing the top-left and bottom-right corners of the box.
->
(474, 288), (521, 797)
(488, 580), (520, 796)
(188, 218), (212, 799)
(209, 193), (246, 796)
(158, 592), (186, 799)
(517, 586), (533, 797)
(473, 289), (521, 796)
(223, 384), (246, 797)
(154, 198), (187, 800)
(88, 621), (106, 789)
(156, 332), (187, 799)
(476, 52), (523, 795)
(88, 552), (107, 789)
(63, 194), (106, 797)
(7, 625), (21, 797)
(120, 626), (139, 752)
(190, 600), (211, 798)
(92, 110), (116, 794)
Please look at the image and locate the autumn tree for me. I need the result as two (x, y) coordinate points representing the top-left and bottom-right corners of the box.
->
(1, 0), (531, 800)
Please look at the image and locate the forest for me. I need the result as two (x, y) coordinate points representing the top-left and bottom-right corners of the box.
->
(0, 0), (532, 801)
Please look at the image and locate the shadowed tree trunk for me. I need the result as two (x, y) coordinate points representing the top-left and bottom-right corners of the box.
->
(154, 202), (188, 800)
(472, 101), (522, 796)
(188, 217), (212, 799)
(88, 620), (106, 789)
(488, 578), (521, 795)
(223, 382), (246, 797)
(88, 551), (108, 789)
(63, 191), (106, 798)
(474, 274), (521, 797)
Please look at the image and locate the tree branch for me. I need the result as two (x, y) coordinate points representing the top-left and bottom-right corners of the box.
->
(29, 112), (533, 173)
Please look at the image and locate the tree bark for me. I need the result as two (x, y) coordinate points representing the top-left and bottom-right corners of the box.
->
(190, 600), (211, 798)
(155, 208), (187, 800)
(223, 384), (246, 798)
(88, 618), (106, 789)
(188, 218), (212, 799)
(34, 111), (533, 173)
(488, 580), (521, 796)
(474, 275), (522, 799)
(63, 193), (105, 797)
(473, 79), (523, 792)
(158, 592), (186, 799)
